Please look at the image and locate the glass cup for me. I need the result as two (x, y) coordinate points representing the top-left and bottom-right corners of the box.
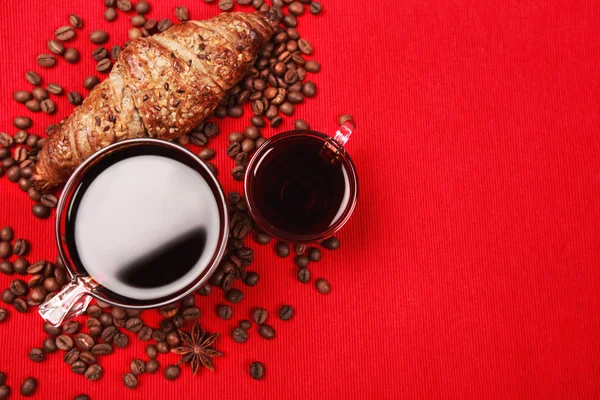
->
(39, 138), (229, 326)
(244, 121), (358, 244)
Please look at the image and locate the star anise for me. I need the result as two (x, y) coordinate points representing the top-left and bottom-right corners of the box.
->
(171, 321), (223, 375)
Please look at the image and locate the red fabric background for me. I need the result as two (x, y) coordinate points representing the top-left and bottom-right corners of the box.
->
(0, 0), (599, 398)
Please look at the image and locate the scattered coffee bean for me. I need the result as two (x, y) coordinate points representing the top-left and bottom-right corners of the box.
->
(68, 91), (83, 105)
(198, 148), (216, 161)
(197, 284), (212, 296)
(0, 308), (6, 322)
(294, 119), (310, 130)
(0, 385), (9, 400)
(157, 18), (173, 32)
(252, 308), (267, 324)
(283, 14), (298, 27)
(0, 227), (13, 242)
(307, 248), (321, 262)
(90, 30), (109, 44)
(20, 377), (37, 397)
(113, 332), (129, 348)
(1, 289), (16, 304)
(55, 26), (75, 41)
(131, 358), (146, 375)
(226, 288), (244, 303)
(250, 361), (265, 380)
(298, 267), (310, 283)
(43, 337), (57, 353)
(83, 76), (100, 90)
(315, 278), (330, 294)
(289, 1), (305, 15)
(13, 90), (32, 103)
(175, 6), (190, 21)
(166, 330), (181, 347)
(47, 83), (63, 95)
(69, 14), (83, 29)
(62, 321), (79, 335)
(105, 7), (117, 21)
(91, 343), (112, 355)
(14, 116), (32, 130)
(305, 60), (320, 73)
(310, 1), (322, 14)
(216, 304), (232, 320)
(32, 204), (51, 219)
(85, 364), (103, 381)
(92, 47), (109, 61)
(117, 0), (132, 11)
(232, 327), (248, 343)
(146, 359), (159, 374)
(136, 0), (150, 14)
(63, 348), (80, 365)
(125, 317), (142, 332)
(231, 165), (245, 181)
(44, 322), (62, 336)
(129, 28), (142, 40)
(298, 38), (313, 55)
(75, 333), (94, 350)
(131, 15), (146, 27)
(270, 115), (283, 128)
(0, 261), (11, 275)
(275, 242), (290, 257)
(10, 279), (28, 296)
(183, 307), (201, 320)
(56, 334), (74, 351)
(25, 99), (41, 112)
(322, 236), (340, 250)
(40, 194), (58, 208)
(219, 0), (234, 11)
(279, 305), (294, 320)
(25, 70), (41, 86)
(138, 325), (153, 341)
(259, 324), (275, 340)
(37, 54), (56, 68)
(13, 297), (28, 313)
(287, 92), (304, 104)
(164, 364), (181, 380)
(123, 372), (138, 389)
(41, 98), (56, 114)
(97, 58), (112, 73)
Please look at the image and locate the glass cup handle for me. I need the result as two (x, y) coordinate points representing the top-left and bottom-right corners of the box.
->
(333, 120), (356, 147)
(38, 276), (93, 327)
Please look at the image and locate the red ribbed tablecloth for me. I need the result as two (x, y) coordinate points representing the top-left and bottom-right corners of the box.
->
(0, 0), (599, 398)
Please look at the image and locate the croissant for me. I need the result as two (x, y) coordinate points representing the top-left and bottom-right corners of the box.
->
(32, 11), (277, 191)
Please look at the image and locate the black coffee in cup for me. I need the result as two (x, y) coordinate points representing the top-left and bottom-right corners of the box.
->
(65, 145), (222, 302)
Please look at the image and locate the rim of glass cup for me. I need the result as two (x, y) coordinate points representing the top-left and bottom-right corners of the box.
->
(244, 129), (359, 244)
(55, 138), (230, 309)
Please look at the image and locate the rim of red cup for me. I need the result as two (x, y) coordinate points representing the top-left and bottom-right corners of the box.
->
(244, 129), (359, 244)
(55, 138), (229, 309)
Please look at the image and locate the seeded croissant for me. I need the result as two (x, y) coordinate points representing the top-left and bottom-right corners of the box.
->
(32, 11), (278, 191)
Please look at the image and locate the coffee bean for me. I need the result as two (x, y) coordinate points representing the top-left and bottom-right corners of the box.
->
(97, 58), (112, 73)
(228, 105), (244, 118)
(74, 395), (90, 400)
(41, 337), (57, 353)
(310, 1), (322, 14)
(280, 102), (294, 116)
(0, 261), (12, 275)
(298, 38), (313, 55)
(14, 147), (27, 163)
(294, 119), (310, 130)
(24, 99), (40, 112)
(270, 115), (283, 128)
(209, 269), (225, 286)
(129, 28), (142, 40)
(17, 176), (30, 191)
(10, 279), (28, 296)
(298, 267), (310, 283)
(248, 361), (265, 380)
(63, 348), (80, 364)
(322, 236), (340, 250)
(136, 0), (150, 14)
(197, 284), (212, 296)
(175, 5), (190, 22)
(138, 325), (153, 341)
(68, 14), (83, 29)
(41, 99), (56, 114)
(90, 30), (109, 44)
(62, 320), (80, 334)
(258, 324), (275, 340)
(104, 7), (117, 21)
(130, 358), (145, 375)
(85, 364), (103, 381)
(20, 377), (37, 397)
(146, 359), (159, 374)
(28, 348), (44, 362)
(231, 165), (245, 181)
(300, 81), (316, 98)
(13, 90), (32, 103)
(241, 138), (255, 153)
(0, 373), (6, 387)
(56, 334), (74, 351)
(131, 15), (146, 27)
(13, 297), (28, 313)
(70, 360), (86, 375)
(32, 204), (51, 219)
(288, 92), (304, 105)
(198, 148), (216, 161)
(29, 287), (48, 304)
(75, 333), (95, 350)
(68, 91), (83, 105)
(13, 116), (32, 130)
(86, 305), (101, 318)
(252, 308), (268, 324)
(216, 304), (232, 320)
(6, 166), (19, 183)
(278, 305), (293, 321)
(164, 365), (181, 380)
(92, 47), (109, 61)
(117, 0), (132, 11)
(37, 53), (56, 68)
(0, 385), (9, 400)
(123, 372), (138, 389)
(219, 0), (234, 11)
(315, 278), (331, 294)
(307, 248), (321, 262)
(83, 76), (100, 90)
(47, 83), (63, 95)
(44, 322), (62, 336)
(275, 242), (290, 257)
(232, 327), (248, 343)
(283, 14), (297, 27)
(189, 131), (208, 146)
(55, 26), (75, 41)
(157, 18), (173, 32)
(91, 343), (113, 355)
(25, 70), (41, 86)
(39, 194), (58, 208)
(1, 289), (15, 304)
(183, 307), (201, 320)
(113, 332), (129, 348)
(166, 330), (181, 347)
(288, 1), (304, 15)
(124, 317), (142, 333)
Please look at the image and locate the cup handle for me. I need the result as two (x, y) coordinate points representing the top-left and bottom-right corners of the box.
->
(38, 276), (93, 327)
(333, 120), (356, 147)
